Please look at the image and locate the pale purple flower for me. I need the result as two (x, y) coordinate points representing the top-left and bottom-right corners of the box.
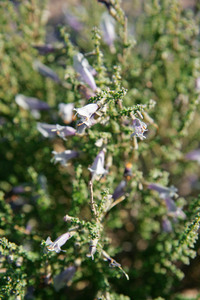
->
(186, 149), (200, 164)
(148, 183), (185, 220)
(51, 150), (78, 166)
(45, 232), (71, 253)
(131, 118), (148, 140)
(54, 266), (76, 291)
(63, 11), (83, 32)
(100, 12), (116, 47)
(37, 123), (76, 139)
(165, 197), (186, 220)
(74, 103), (99, 127)
(112, 180), (127, 201)
(148, 183), (177, 199)
(196, 77), (200, 92)
(15, 94), (50, 111)
(15, 94), (50, 119)
(33, 44), (61, 55)
(162, 217), (172, 233)
(33, 60), (61, 83)
(58, 103), (75, 124)
(88, 150), (108, 179)
(73, 53), (97, 91)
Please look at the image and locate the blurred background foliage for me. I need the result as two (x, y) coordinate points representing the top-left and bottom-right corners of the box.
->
(0, 0), (200, 299)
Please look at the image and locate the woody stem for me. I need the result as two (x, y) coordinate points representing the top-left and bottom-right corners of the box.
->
(89, 180), (99, 222)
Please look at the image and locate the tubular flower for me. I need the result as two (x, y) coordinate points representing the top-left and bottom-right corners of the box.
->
(73, 53), (97, 91)
(33, 60), (61, 83)
(148, 183), (185, 220)
(37, 123), (76, 139)
(88, 150), (108, 180)
(15, 94), (50, 119)
(33, 44), (61, 55)
(74, 103), (99, 128)
(15, 94), (50, 111)
(186, 149), (200, 164)
(131, 118), (148, 140)
(45, 232), (71, 253)
(51, 150), (78, 166)
(63, 10), (83, 32)
(100, 12), (116, 47)
(148, 183), (177, 199)
(112, 180), (127, 201)
(162, 217), (173, 233)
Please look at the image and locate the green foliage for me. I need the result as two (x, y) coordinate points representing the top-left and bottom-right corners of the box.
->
(1, 0), (200, 299)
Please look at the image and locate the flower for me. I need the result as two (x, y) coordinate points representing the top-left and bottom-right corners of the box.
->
(51, 150), (78, 166)
(32, 44), (61, 55)
(196, 77), (200, 92)
(162, 217), (172, 233)
(112, 180), (127, 201)
(148, 183), (185, 220)
(63, 10), (83, 32)
(131, 118), (148, 140)
(15, 94), (50, 119)
(74, 103), (99, 128)
(185, 149), (200, 164)
(37, 123), (76, 139)
(148, 183), (177, 199)
(165, 197), (186, 220)
(88, 150), (108, 180)
(45, 232), (71, 253)
(73, 53), (97, 91)
(100, 12), (116, 47)
(15, 94), (50, 111)
(54, 266), (76, 291)
(58, 103), (75, 124)
(33, 60), (61, 83)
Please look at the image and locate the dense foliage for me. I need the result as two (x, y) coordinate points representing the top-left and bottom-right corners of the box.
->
(1, 0), (200, 299)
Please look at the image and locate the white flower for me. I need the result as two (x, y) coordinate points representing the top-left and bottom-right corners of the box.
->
(51, 150), (78, 166)
(88, 150), (108, 180)
(73, 53), (97, 91)
(74, 103), (98, 127)
(45, 232), (71, 253)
